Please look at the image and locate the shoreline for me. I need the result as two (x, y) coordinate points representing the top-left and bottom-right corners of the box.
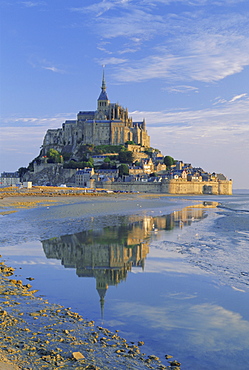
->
(0, 186), (216, 216)
(0, 259), (175, 370)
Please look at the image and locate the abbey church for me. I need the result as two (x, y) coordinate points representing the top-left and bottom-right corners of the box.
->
(42, 72), (150, 156)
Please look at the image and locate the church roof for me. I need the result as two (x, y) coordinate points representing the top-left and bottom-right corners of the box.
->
(98, 90), (109, 101)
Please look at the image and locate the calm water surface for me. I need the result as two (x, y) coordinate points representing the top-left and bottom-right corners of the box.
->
(1, 193), (249, 370)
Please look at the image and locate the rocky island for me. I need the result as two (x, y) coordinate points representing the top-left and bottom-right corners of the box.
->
(1, 72), (232, 195)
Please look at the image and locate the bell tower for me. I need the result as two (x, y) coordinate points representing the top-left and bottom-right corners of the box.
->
(97, 67), (110, 113)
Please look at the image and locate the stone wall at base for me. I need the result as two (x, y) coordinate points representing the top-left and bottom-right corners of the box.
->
(96, 179), (233, 195)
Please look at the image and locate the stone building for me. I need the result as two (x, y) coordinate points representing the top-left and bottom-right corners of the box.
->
(42, 71), (150, 157)
(0, 171), (20, 186)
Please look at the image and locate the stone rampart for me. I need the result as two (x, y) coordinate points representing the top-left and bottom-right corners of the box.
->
(96, 179), (233, 195)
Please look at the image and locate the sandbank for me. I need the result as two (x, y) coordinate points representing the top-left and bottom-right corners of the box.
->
(0, 186), (205, 217)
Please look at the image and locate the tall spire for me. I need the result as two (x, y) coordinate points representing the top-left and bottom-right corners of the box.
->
(98, 65), (109, 102)
(101, 65), (106, 92)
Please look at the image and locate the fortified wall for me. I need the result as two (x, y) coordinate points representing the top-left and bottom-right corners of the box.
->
(96, 179), (233, 195)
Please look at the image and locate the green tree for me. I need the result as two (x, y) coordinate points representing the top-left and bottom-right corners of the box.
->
(118, 151), (134, 164)
(104, 157), (111, 163)
(118, 164), (129, 176)
(163, 155), (175, 167)
(87, 157), (94, 167)
(47, 149), (62, 163)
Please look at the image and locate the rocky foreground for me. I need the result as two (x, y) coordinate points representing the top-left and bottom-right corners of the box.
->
(0, 258), (181, 370)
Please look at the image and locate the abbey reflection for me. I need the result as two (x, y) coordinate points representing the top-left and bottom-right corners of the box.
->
(42, 205), (208, 316)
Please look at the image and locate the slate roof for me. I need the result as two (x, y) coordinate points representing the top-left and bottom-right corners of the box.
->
(98, 90), (109, 101)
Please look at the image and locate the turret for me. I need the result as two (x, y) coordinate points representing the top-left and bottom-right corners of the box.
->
(142, 118), (146, 130)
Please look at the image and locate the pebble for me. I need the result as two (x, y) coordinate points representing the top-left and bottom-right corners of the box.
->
(72, 351), (85, 360)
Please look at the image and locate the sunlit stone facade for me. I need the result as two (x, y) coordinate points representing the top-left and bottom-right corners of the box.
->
(42, 72), (150, 156)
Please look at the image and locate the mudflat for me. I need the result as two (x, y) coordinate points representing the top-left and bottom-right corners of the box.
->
(0, 187), (184, 369)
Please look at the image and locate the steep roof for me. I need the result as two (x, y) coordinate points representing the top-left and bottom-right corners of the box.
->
(98, 90), (109, 101)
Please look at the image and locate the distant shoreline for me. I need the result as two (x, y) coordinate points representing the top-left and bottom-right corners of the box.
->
(0, 186), (185, 216)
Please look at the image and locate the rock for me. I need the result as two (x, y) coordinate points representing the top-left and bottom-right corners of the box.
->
(115, 349), (125, 354)
(165, 354), (173, 359)
(24, 284), (32, 289)
(169, 359), (181, 366)
(29, 312), (40, 317)
(148, 355), (160, 361)
(72, 351), (85, 360)
(138, 341), (144, 346)
(41, 355), (52, 363)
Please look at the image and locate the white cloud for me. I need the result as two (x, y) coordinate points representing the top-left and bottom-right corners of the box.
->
(229, 93), (247, 102)
(143, 257), (208, 275)
(131, 98), (249, 131)
(164, 85), (199, 93)
(0, 114), (73, 128)
(112, 301), (249, 351)
(98, 57), (127, 65)
(72, 2), (165, 40)
(114, 32), (249, 83)
(29, 57), (66, 74)
(97, 9), (164, 40)
(72, 0), (132, 17)
(42, 66), (65, 73)
(73, 0), (249, 84)
(20, 1), (46, 7)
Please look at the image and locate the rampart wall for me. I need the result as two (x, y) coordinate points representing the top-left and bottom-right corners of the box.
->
(96, 179), (233, 195)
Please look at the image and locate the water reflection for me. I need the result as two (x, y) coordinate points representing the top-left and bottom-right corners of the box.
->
(42, 204), (211, 315)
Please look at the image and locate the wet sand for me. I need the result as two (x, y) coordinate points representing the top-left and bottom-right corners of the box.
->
(0, 188), (189, 369)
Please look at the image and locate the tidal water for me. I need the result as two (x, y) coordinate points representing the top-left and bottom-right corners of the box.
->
(0, 192), (249, 370)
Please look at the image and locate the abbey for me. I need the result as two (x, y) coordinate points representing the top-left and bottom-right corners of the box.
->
(20, 71), (232, 195)
(42, 72), (150, 156)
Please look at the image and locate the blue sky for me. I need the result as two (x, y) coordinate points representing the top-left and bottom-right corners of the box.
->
(1, 0), (249, 189)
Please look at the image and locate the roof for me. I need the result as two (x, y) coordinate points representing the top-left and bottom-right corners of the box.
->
(98, 90), (109, 101)
(76, 168), (93, 174)
(97, 169), (118, 173)
(78, 111), (95, 115)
